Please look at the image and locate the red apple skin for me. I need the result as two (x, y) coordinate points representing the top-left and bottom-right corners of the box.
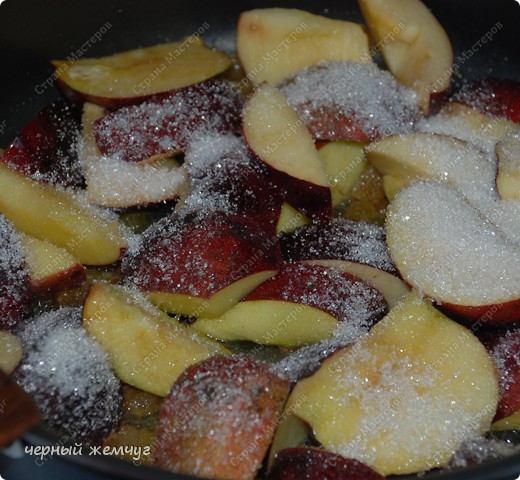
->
(191, 154), (287, 232)
(438, 299), (520, 328)
(268, 448), (385, 480)
(154, 355), (290, 480)
(279, 220), (397, 274)
(93, 80), (243, 163)
(452, 78), (520, 124)
(121, 211), (282, 298)
(1, 101), (83, 187)
(244, 262), (387, 325)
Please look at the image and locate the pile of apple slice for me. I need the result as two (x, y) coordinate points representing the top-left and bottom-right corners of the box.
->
(2, 0), (520, 478)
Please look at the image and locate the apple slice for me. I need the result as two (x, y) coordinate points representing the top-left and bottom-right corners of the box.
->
(1, 100), (83, 187)
(237, 8), (370, 86)
(92, 80), (242, 163)
(487, 329), (520, 421)
(0, 330), (23, 374)
(452, 78), (520, 124)
(386, 181), (520, 325)
(14, 307), (122, 444)
(305, 260), (409, 309)
(243, 83), (332, 220)
(183, 132), (286, 230)
(358, 0), (453, 112)
(279, 218), (396, 274)
(52, 37), (231, 107)
(154, 355), (290, 480)
(0, 214), (29, 330)
(0, 162), (127, 265)
(496, 133), (520, 200)
(121, 210), (281, 318)
(80, 102), (187, 208)
(284, 293), (498, 475)
(20, 234), (85, 294)
(279, 62), (420, 142)
(82, 283), (228, 397)
(192, 262), (387, 348)
(0, 370), (40, 447)
(317, 141), (369, 208)
(269, 448), (385, 480)
(365, 132), (496, 203)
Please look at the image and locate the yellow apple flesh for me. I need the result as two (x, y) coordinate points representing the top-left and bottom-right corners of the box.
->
(20, 234), (85, 293)
(53, 37), (231, 106)
(0, 163), (127, 265)
(237, 8), (370, 85)
(82, 283), (228, 397)
(318, 141), (369, 208)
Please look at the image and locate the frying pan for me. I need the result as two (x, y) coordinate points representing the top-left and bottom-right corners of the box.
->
(0, 0), (519, 479)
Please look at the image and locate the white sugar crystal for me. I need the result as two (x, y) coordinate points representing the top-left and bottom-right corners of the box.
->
(280, 61), (420, 138)
(82, 151), (188, 207)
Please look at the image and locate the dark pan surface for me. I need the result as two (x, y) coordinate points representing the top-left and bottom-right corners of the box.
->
(0, 0), (520, 479)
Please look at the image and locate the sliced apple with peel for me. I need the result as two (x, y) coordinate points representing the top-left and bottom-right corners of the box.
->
(243, 83), (332, 220)
(365, 132), (496, 203)
(20, 234), (85, 294)
(496, 133), (520, 200)
(318, 141), (369, 208)
(358, 0), (453, 112)
(52, 37), (231, 108)
(121, 211), (282, 318)
(386, 181), (520, 325)
(284, 292), (498, 475)
(237, 8), (371, 86)
(305, 260), (409, 309)
(80, 102), (187, 208)
(82, 283), (228, 397)
(147, 270), (277, 320)
(0, 163), (127, 265)
(154, 355), (290, 480)
(191, 263), (386, 348)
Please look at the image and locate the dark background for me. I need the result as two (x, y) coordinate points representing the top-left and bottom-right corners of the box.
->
(0, 0), (519, 146)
